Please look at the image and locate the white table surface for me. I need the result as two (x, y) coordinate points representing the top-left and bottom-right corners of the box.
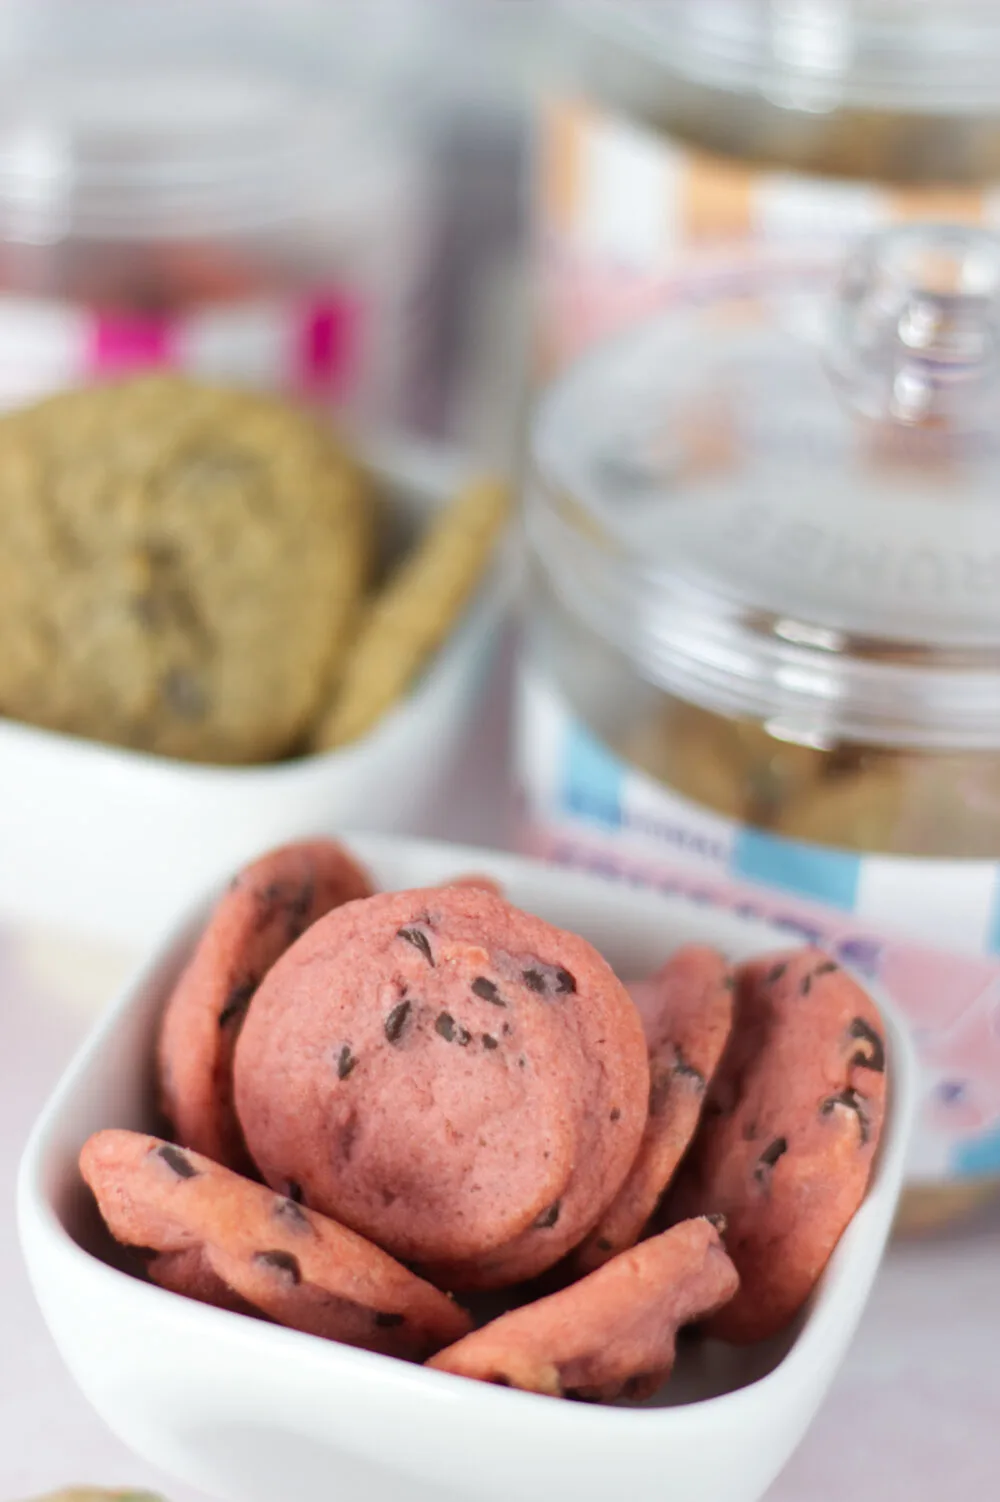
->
(4, 642), (1000, 1501)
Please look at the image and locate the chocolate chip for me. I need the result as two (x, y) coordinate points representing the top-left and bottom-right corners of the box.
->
(651, 1050), (704, 1114)
(554, 967), (577, 994)
(274, 1196), (311, 1232)
(483, 1034), (499, 1050)
(384, 1000), (412, 1044)
(522, 969), (546, 993)
(766, 963), (787, 984)
(518, 1055), (527, 1069)
(435, 1012), (471, 1045)
(398, 927), (434, 965)
(285, 880), (316, 943)
(848, 1017), (885, 1073)
(218, 978), (256, 1029)
(253, 881), (289, 936)
(801, 960), (838, 996)
(472, 976), (505, 1006)
(534, 1201), (561, 1229)
(609, 1107), (621, 1123)
(502, 1023), (513, 1036)
(162, 667), (206, 721)
(254, 1249), (301, 1284)
(673, 1049), (706, 1088)
(374, 1311), (406, 1328)
(754, 1137), (788, 1182)
(821, 1087), (871, 1145)
(154, 1144), (198, 1179)
(337, 1045), (357, 1080)
(596, 1237), (613, 1252)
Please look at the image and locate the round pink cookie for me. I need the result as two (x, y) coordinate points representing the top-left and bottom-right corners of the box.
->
(81, 1129), (471, 1361)
(234, 885), (649, 1289)
(668, 948), (888, 1344)
(428, 1217), (739, 1402)
(574, 945), (735, 1275)
(157, 838), (373, 1171)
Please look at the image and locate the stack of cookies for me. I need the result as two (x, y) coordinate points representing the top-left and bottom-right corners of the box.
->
(79, 837), (889, 1404)
(0, 376), (507, 764)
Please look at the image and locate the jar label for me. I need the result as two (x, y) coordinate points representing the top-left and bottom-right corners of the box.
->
(536, 97), (998, 380)
(0, 290), (366, 412)
(517, 663), (1000, 1184)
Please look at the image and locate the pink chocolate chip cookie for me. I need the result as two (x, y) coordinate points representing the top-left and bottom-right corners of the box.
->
(157, 838), (373, 1172)
(234, 884), (649, 1289)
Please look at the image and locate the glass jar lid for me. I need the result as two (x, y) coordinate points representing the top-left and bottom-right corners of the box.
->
(566, 0), (1000, 115)
(529, 224), (1000, 749)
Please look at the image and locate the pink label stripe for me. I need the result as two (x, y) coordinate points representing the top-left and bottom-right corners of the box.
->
(295, 296), (362, 398)
(91, 313), (175, 375)
(81, 291), (364, 393)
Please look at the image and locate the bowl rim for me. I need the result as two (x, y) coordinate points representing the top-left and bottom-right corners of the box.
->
(17, 834), (918, 1433)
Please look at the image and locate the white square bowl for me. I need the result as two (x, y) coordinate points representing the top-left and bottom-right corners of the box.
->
(18, 836), (916, 1502)
(0, 437), (511, 948)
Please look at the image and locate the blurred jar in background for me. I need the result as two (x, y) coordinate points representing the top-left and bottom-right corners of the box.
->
(0, 0), (431, 425)
(520, 222), (1000, 1234)
(540, 0), (1000, 379)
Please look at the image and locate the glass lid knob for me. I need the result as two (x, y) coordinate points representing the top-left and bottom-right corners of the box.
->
(825, 223), (1000, 428)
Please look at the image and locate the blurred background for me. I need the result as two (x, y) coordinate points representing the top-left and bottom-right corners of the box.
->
(0, 0), (552, 460)
(1, 0), (997, 454)
(6, 5), (1000, 1495)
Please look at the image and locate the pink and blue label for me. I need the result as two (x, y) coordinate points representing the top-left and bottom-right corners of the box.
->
(518, 665), (1000, 1185)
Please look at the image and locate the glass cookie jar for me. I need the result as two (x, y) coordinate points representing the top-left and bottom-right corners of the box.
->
(536, 1), (1000, 390)
(519, 222), (1000, 1232)
(0, 0), (427, 422)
